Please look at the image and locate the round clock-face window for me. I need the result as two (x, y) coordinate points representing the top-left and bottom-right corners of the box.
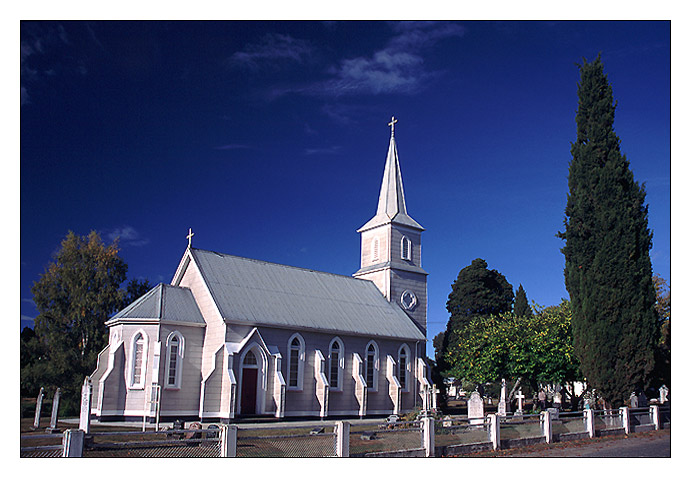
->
(401, 290), (417, 310)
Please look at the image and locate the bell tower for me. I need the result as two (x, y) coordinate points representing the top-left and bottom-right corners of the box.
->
(353, 117), (428, 334)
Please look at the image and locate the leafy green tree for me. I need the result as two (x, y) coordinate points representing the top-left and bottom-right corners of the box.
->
(514, 284), (532, 317)
(445, 300), (581, 394)
(29, 231), (129, 413)
(559, 55), (658, 407)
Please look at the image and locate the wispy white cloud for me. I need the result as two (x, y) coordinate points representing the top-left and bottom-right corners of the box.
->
(20, 23), (93, 106)
(287, 22), (465, 98)
(105, 225), (150, 247)
(21, 314), (35, 323)
(304, 145), (342, 156)
(227, 33), (314, 71)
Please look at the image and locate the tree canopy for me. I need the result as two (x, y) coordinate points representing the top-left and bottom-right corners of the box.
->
(23, 231), (149, 414)
(559, 55), (658, 406)
(436, 258), (514, 375)
(444, 300), (581, 388)
(514, 284), (532, 317)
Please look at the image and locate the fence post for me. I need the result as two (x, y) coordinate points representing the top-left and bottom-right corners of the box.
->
(489, 414), (500, 450)
(650, 405), (660, 430)
(620, 407), (630, 434)
(220, 424), (237, 457)
(422, 416), (435, 457)
(335, 421), (350, 457)
(62, 429), (84, 457)
(584, 409), (595, 438)
(541, 410), (552, 444)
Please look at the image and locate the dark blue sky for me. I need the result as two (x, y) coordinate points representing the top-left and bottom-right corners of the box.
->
(20, 21), (671, 357)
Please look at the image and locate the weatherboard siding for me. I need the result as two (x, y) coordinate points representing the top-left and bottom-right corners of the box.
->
(159, 324), (204, 415)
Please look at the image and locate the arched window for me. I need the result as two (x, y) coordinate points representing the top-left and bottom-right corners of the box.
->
(165, 331), (185, 389)
(129, 331), (148, 389)
(401, 236), (411, 261)
(243, 350), (258, 366)
(287, 334), (305, 390)
(398, 344), (410, 392)
(329, 338), (344, 391)
(365, 341), (379, 391)
(372, 237), (380, 262)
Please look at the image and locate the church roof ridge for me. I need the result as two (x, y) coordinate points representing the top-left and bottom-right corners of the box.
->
(189, 247), (368, 282)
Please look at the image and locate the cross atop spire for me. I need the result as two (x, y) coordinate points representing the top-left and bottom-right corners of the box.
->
(388, 116), (398, 137)
(186, 228), (194, 248)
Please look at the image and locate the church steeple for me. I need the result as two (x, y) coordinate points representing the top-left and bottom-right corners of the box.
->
(358, 118), (424, 233)
(354, 117), (428, 334)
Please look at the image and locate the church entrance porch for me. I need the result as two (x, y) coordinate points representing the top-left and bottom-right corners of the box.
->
(239, 348), (262, 416)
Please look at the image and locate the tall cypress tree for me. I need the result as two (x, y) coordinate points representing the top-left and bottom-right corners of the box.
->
(559, 55), (658, 407)
(514, 284), (532, 317)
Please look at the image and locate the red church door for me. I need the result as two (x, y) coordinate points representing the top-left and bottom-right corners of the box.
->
(241, 351), (259, 415)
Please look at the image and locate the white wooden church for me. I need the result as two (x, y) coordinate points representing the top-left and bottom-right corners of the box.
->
(90, 119), (432, 422)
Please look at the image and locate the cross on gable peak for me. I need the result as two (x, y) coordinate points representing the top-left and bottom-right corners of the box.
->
(186, 228), (194, 248)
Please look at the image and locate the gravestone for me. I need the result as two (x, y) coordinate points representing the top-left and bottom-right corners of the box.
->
(31, 387), (44, 430)
(659, 385), (669, 403)
(468, 391), (484, 425)
(515, 390), (525, 416)
(553, 391), (562, 410)
(46, 388), (61, 433)
(498, 379), (508, 416)
(79, 377), (92, 433)
(547, 407), (559, 420)
(431, 384), (439, 411)
(630, 392), (638, 408)
(638, 391), (648, 408)
(442, 415), (453, 427)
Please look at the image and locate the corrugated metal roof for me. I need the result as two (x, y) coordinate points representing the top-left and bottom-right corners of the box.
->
(111, 283), (205, 324)
(190, 248), (425, 340)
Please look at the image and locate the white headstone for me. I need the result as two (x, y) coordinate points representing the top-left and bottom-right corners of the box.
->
(498, 379), (508, 416)
(79, 378), (92, 433)
(32, 387), (44, 429)
(659, 385), (668, 403)
(46, 388), (61, 432)
(515, 390), (525, 415)
(468, 391), (484, 425)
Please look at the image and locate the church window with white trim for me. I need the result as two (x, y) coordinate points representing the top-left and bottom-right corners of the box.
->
(329, 338), (344, 390)
(129, 331), (147, 389)
(401, 236), (411, 261)
(165, 331), (184, 389)
(287, 334), (305, 390)
(365, 341), (379, 391)
(398, 344), (410, 392)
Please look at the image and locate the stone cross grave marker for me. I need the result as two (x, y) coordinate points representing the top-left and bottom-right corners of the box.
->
(32, 387), (44, 430)
(515, 390), (525, 415)
(431, 384), (439, 411)
(468, 391), (484, 425)
(46, 388), (61, 433)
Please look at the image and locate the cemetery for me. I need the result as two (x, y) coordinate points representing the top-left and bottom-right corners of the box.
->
(20, 378), (671, 457)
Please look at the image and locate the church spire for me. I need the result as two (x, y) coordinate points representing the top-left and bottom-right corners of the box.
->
(358, 117), (424, 232)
